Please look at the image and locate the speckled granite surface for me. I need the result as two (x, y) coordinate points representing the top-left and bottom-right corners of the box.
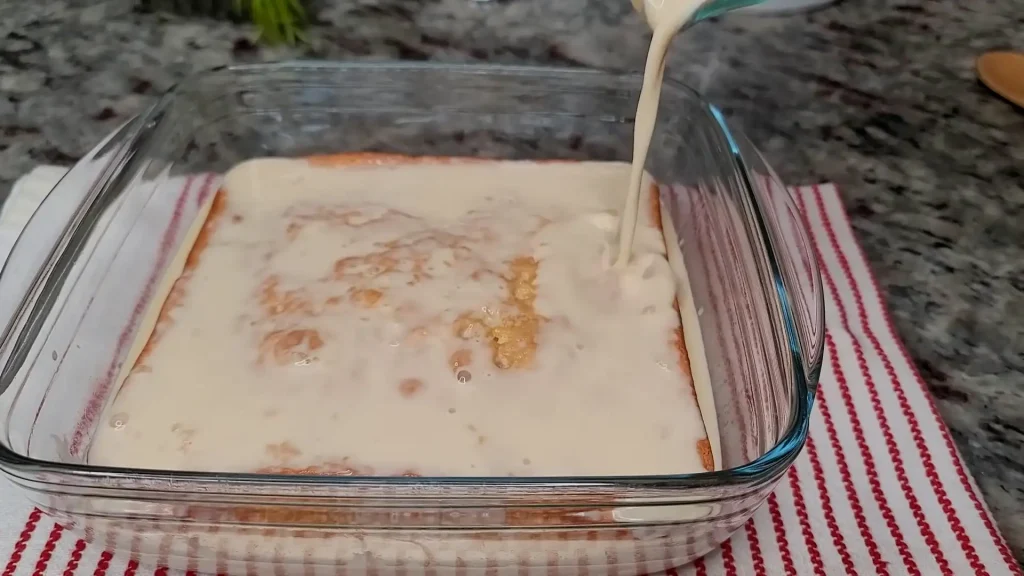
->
(1, 0), (1022, 562)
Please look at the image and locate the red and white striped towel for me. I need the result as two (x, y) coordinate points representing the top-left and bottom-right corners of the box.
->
(0, 172), (1019, 575)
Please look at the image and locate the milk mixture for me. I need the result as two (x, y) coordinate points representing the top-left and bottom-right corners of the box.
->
(89, 159), (717, 476)
(618, 0), (706, 265)
(89, 1), (718, 477)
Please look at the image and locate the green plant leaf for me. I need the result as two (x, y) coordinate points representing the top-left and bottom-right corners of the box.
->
(239, 0), (307, 45)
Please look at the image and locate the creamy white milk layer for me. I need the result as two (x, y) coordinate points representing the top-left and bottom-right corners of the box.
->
(89, 158), (717, 477)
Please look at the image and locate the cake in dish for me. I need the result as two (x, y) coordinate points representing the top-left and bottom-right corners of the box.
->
(88, 154), (720, 477)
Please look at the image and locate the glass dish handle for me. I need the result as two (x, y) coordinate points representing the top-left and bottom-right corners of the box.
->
(0, 118), (142, 396)
(761, 174), (825, 395)
(717, 117), (824, 399)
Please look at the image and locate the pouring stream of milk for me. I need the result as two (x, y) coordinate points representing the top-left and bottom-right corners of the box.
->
(616, 0), (706, 267)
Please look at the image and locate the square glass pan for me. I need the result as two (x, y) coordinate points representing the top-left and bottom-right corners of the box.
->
(0, 63), (823, 572)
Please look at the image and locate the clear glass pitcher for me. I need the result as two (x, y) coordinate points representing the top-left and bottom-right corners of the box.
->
(632, 0), (765, 25)
(695, 0), (765, 19)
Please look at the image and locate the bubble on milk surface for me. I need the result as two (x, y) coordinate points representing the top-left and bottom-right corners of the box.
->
(109, 413), (130, 431)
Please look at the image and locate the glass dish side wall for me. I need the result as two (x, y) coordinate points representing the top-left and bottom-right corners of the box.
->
(0, 64), (821, 573)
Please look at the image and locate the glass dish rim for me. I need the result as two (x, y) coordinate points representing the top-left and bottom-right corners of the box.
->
(0, 61), (820, 497)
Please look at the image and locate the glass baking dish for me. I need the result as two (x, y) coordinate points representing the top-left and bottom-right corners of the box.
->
(0, 62), (823, 574)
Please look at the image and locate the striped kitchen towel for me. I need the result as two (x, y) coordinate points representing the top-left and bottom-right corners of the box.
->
(0, 168), (1019, 576)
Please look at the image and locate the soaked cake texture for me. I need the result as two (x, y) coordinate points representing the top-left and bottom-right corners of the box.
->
(88, 155), (717, 477)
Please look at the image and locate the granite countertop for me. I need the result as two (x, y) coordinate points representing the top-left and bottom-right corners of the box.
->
(1, 0), (1022, 562)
